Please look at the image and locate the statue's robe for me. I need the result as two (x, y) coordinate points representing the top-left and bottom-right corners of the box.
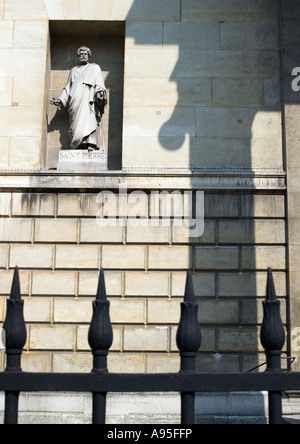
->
(58, 63), (107, 150)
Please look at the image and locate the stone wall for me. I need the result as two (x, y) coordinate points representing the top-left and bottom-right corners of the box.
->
(282, 0), (300, 371)
(0, 189), (287, 374)
(123, 0), (282, 171)
(0, 0), (283, 172)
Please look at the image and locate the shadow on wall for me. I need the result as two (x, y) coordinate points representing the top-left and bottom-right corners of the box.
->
(123, 0), (287, 424)
(124, 1), (282, 171)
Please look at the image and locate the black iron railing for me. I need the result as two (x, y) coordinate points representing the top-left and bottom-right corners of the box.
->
(1, 266), (300, 425)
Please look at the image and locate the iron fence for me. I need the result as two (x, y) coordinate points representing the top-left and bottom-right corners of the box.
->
(1, 266), (300, 425)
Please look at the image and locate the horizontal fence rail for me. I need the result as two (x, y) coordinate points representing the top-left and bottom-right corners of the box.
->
(1, 372), (300, 394)
(1, 267), (300, 425)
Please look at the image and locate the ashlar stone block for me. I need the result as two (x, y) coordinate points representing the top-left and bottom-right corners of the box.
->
(55, 245), (100, 270)
(218, 328), (262, 353)
(147, 355), (180, 374)
(196, 108), (281, 140)
(125, 47), (179, 78)
(52, 353), (92, 373)
(0, 218), (32, 242)
(181, 0), (277, 23)
(0, 138), (9, 167)
(124, 327), (169, 352)
(29, 326), (74, 351)
(176, 50), (279, 78)
(10, 245), (54, 269)
(0, 21), (13, 48)
(32, 271), (77, 295)
(163, 22), (219, 50)
(148, 246), (191, 270)
(108, 354), (145, 373)
(0, 77), (13, 106)
(24, 298), (52, 323)
(124, 106), (196, 138)
(212, 79), (263, 108)
(12, 193), (56, 217)
(80, 219), (123, 244)
(109, 299), (146, 324)
(102, 246), (146, 269)
(113, 0), (181, 21)
(0, 193), (11, 216)
(127, 224), (170, 244)
(147, 299), (181, 324)
(124, 77), (211, 107)
(218, 220), (286, 244)
(54, 298), (92, 323)
(198, 300), (239, 325)
(0, 49), (46, 77)
(0, 106), (43, 137)
(35, 219), (78, 243)
(9, 137), (41, 169)
(13, 21), (48, 48)
(240, 195), (285, 218)
(220, 23), (279, 50)
(125, 272), (170, 297)
(0, 0), (4, 19)
(44, 0), (64, 19)
(4, 0), (48, 19)
(13, 77), (45, 106)
(21, 353), (51, 373)
(57, 194), (99, 217)
(126, 21), (163, 48)
(241, 246), (286, 271)
(195, 247), (239, 270)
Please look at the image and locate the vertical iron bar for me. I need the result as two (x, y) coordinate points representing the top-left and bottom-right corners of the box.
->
(269, 391), (283, 425)
(4, 392), (19, 425)
(88, 269), (113, 425)
(177, 272), (202, 425)
(92, 392), (107, 425)
(3, 268), (27, 425)
(260, 268), (286, 425)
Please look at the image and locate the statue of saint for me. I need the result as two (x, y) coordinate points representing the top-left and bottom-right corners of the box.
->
(50, 46), (107, 152)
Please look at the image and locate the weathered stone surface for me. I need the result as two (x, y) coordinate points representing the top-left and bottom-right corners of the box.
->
(13, 21), (48, 48)
(181, 0), (277, 23)
(10, 245), (54, 269)
(29, 326), (74, 350)
(0, 21), (13, 48)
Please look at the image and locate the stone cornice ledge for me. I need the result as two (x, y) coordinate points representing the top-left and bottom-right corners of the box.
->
(0, 169), (286, 191)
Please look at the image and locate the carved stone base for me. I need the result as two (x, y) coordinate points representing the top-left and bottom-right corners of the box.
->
(57, 150), (107, 173)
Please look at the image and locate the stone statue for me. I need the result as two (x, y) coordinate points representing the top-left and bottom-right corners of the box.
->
(50, 46), (107, 152)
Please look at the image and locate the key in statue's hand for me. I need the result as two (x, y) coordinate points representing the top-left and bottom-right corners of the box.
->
(50, 98), (62, 108)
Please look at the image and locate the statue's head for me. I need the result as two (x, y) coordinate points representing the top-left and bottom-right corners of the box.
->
(77, 46), (92, 64)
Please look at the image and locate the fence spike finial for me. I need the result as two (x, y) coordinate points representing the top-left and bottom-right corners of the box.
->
(177, 272), (202, 367)
(88, 268), (113, 424)
(96, 267), (107, 302)
(177, 271), (202, 425)
(88, 268), (113, 373)
(184, 270), (196, 303)
(260, 268), (285, 368)
(266, 267), (277, 302)
(10, 267), (21, 301)
(261, 268), (286, 425)
(3, 267), (27, 372)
